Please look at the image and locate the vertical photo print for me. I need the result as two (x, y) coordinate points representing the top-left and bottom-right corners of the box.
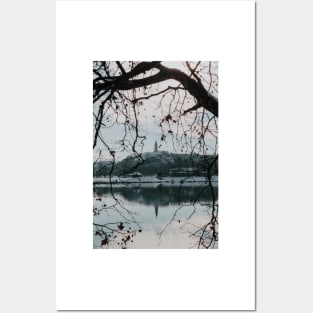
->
(93, 61), (218, 249)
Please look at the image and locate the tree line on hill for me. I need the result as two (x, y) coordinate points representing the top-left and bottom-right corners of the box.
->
(93, 152), (218, 178)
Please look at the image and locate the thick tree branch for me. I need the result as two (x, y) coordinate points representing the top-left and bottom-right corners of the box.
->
(94, 62), (218, 117)
(116, 61), (126, 75)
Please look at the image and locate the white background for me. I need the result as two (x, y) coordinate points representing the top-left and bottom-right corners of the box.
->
(56, 1), (254, 310)
(0, 0), (313, 313)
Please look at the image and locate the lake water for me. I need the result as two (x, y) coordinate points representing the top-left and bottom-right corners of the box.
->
(93, 184), (218, 249)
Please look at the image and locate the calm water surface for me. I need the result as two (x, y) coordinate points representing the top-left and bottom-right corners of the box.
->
(93, 185), (218, 249)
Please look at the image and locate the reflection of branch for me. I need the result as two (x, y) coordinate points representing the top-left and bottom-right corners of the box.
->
(158, 203), (187, 237)
(157, 156), (218, 248)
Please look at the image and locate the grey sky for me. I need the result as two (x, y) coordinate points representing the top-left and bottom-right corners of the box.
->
(93, 61), (218, 161)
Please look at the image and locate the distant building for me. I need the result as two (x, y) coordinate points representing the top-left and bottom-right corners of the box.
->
(154, 141), (158, 153)
(169, 167), (194, 177)
(120, 172), (143, 178)
(154, 204), (158, 218)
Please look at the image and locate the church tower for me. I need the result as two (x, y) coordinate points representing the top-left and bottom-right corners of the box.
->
(154, 141), (158, 153)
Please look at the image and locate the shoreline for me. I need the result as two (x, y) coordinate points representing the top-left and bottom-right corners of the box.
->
(93, 176), (218, 188)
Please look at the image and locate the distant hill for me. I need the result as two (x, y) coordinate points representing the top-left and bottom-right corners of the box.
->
(94, 151), (218, 178)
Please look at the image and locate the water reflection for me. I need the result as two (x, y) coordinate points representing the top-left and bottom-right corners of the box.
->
(93, 185), (218, 249)
(94, 185), (217, 206)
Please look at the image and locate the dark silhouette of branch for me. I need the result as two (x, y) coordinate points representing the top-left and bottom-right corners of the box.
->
(93, 61), (218, 249)
(94, 61), (218, 117)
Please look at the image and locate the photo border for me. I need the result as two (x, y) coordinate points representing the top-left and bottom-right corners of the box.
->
(56, 1), (255, 310)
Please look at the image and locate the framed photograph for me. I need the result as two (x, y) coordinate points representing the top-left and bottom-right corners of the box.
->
(93, 60), (219, 250)
(57, 0), (255, 310)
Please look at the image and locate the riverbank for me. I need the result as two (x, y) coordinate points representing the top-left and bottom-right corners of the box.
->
(93, 175), (218, 187)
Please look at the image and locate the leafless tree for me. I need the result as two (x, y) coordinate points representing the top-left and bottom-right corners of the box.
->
(93, 61), (218, 249)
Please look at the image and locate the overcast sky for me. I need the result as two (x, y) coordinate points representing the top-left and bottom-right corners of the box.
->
(94, 61), (218, 161)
